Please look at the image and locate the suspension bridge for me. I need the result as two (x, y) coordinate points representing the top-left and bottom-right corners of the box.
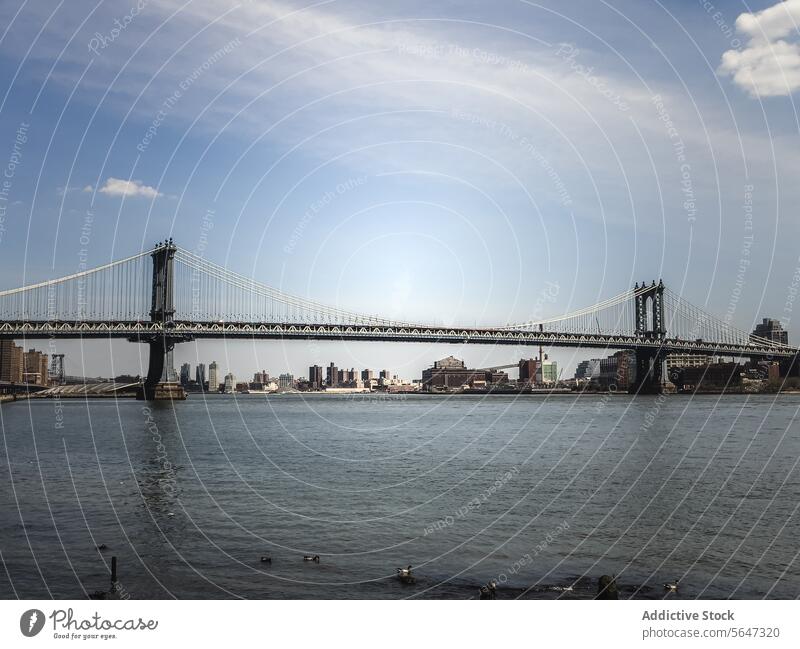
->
(0, 240), (796, 398)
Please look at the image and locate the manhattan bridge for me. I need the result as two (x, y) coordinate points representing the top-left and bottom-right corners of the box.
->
(0, 241), (796, 398)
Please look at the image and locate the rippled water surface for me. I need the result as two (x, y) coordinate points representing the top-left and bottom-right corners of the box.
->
(1, 393), (798, 599)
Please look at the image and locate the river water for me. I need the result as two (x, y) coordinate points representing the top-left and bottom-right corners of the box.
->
(1, 393), (798, 599)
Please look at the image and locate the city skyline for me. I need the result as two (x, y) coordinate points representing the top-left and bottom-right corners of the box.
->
(12, 309), (789, 388)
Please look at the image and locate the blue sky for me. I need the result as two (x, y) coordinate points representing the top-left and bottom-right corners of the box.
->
(1, 0), (799, 379)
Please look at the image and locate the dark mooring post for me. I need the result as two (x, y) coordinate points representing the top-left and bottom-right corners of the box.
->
(136, 240), (186, 400)
(597, 574), (618, 599)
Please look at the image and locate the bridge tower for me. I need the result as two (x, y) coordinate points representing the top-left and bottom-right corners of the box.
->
(630, 280), (666, 394)
(136, 240), (187, 400)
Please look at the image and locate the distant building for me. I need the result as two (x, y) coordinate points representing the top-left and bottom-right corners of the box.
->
(536, 359), (558, 385)
(208, 361), (219, 392)
(575, 359), (601, 381)
(23, 348), (49, 385)
(164, 359), (178, 384)
(757, 361), (781, 381)
(13, 345), (24, 383)
(421, 356), (484, 391)
(253, 370), (270, 385)
(485, 370), (509, 384)
(597, 351), (635, 390)
(361, 369), (373, 382)
(195, 363), (206, 388)
(309, 365), (323, 389)
(180, 363), (191, 387)
(278, 373), (295, 389)
(49, 354), (65, 385)
(379, 369), (391, 380)
(326, 363), (338, 387)
(223, 373), (236, 393)
(0, 341), (24, 383)
(752, 318), (788, 345)
(669, 361), (743, 393)
(518, 358), (538, 384)
(666, 354), (712, 372)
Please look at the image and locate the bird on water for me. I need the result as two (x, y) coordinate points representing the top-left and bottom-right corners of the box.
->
(397, 565), (415, 584)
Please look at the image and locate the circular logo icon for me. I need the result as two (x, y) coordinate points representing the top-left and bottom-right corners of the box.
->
(20, 609), (45, 637)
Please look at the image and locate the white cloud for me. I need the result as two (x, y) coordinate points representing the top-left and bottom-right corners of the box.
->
(97, 177), (162, 198)
(719, 0), (800, 97)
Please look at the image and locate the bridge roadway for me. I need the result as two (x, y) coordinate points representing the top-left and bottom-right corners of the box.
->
(0, 319), (795, 360)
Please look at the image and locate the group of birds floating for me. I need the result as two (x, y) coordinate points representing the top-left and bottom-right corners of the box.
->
(95, 542), (679, 598)
(254, 556), (681, 598)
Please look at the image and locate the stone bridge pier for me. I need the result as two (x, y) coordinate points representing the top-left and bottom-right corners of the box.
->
(134, 240), (187, 400)
(629, 280), (666, 394)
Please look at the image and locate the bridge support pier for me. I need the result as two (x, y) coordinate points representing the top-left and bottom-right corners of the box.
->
(629, 348), (665, 394)
(629, 281), (667, 395)
(136, 337), (185, 400)
(135, 240), (186, 401)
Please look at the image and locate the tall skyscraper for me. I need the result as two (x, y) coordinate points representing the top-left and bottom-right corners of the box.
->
(309, 365), (323, 389)
(326, 362), (338, 387)
(223, 373), (236, 393)
(752, 318), (788, 345)
(0, 341), (23, 383)
(208, 361), (219, 392)
(179, 363), (191, 387)
(379, 369), (390, 380)
(49, 354), (65, 385)
(23, 348), (48, 385)
(361, 369), (373, 382)
(195, 363), (206, 388)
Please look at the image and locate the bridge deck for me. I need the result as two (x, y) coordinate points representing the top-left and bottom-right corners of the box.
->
(0, 320), (794, 359)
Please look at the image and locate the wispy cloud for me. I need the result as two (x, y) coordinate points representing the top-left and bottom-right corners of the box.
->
(719, 0), (800, 97)
(5, 1), (800, 237)
(97, 177), (162, 198)
(56, 185), (83, 196)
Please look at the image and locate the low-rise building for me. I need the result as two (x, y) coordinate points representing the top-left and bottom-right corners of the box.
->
(597, 351), (635, 390)
(518, 358), (538, 384)
(666, 354), (713, 372)
(575, 358), (601, 381)
(669, 361), (743, 393)
(421, 356), (484, 391)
